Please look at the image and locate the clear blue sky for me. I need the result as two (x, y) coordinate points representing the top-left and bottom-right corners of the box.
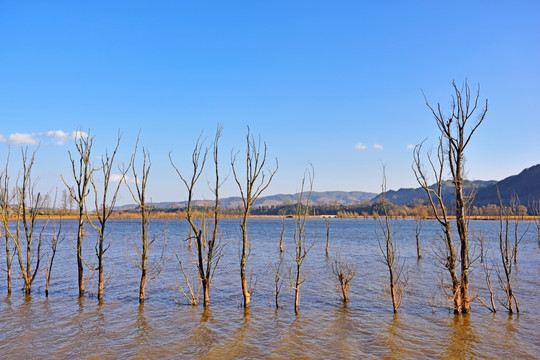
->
(1, 1), (539, 205)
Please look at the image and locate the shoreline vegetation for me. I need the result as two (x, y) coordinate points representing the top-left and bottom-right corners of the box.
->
(26, 210), (540, 222)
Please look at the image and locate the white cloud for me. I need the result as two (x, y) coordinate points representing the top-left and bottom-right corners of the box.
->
(73, 130), (89, 140)
(373, 144), (384, 150)
(40, 130), (71, 145)
(110, 174), (138, 184)
(354, 142), (367, 150)
(110, 174), (126, 183)
(7, 133), (38, 145)
(407, 144), (415, 149)
(0, 130), (88, 146)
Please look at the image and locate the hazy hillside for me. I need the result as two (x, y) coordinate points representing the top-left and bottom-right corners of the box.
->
(474, 164), (540, 205)
(372, 180), (496, 206)
(118, 190), (377, 210)
(117, 164), (540, 210)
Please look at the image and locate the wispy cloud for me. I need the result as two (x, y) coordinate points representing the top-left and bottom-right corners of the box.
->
(110, 174), (138, 184)
(354, 142), (367, 150)
(373, 144), (384, 150)
(3, 133), (38, 145)
(0, 130), (87, 146)
(73, 130), (89, 140)
(407, 144), (415, 149)
(110, 174), (126, 183)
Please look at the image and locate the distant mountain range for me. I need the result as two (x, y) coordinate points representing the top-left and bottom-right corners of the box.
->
(372, 180), (496, 206)
(118, 164), (540, 210)
(372, 164), (540, 207)
(117, 191), (377, 210)
(473, 164), (540, 206)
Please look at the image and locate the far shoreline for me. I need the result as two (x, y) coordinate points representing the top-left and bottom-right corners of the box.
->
(28, 213), (540, 222)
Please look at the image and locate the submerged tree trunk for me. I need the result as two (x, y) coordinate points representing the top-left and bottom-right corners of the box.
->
(414, 215), (422, 260)
(139, 249), (147, 303)
(240, 218), (251, 307)
(325, 217), (330, 258)
(62, 130), (95, 298)
(77, 204), (85, 296)
(170, 126), (225, 307)
(231, 127), (277, 309)
(88, 133), (125, 303)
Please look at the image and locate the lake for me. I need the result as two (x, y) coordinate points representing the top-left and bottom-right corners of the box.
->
(0, 218), (539, 359)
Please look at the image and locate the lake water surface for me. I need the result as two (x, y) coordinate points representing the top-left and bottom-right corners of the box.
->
(0, 218), (539, 359)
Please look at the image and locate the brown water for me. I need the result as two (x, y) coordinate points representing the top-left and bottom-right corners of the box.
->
(1, 218), (539, 359)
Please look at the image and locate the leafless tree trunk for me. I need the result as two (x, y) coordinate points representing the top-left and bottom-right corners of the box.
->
(496, 188), (519, 313)
(126, 134), (167, 304)
(45, 203), (64, 297)
(61, 130), (95, 297)
(170, 125), (226, 307)
(283, 166), (315, 314)
(476, 255), (497, 313)
(279, 217), (285, 254)
(331, 253), (357, 303)
(88, 134), (125, 302)
(12, 147), (49, 295)
(325, 217), (331, 258)
(0, 149), (13, 294)
(377, 166), (407, 313)
(415, 80), (487, 314)
(414, 141), (460, 312)
(414, 210), (423, 260)
(231, 127), (277, 308)
(509, 193), (527, 264)
(271, 255), (284, 308)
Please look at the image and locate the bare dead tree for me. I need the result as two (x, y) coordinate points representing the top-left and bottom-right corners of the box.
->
(415, 79), (487, 314)
(45, 193), (64, 297)
(325, 216), (331, 258)
(231, 127), (278, 308)
(508, 193), (528, 264)
(472, 229), (487, 264)
(283, 166), (315, 315)
(87, 134), (126, 302)
(496, 188), (519, 313)
(331, 253), (357, 303)
(61, 129), (95, 297)
(376, 166), (407, 313)
(173, 247), (201, 305)
(413, 209), (423, 260)
(170, 126), (226, 307)
(471, 228), (496, 312)
(126, 134), (167, 303)
(271, 255), (284, 308)
(0, 149), (14, 294)
(279, 217), (285, 254)
(12, 147), (49, 295)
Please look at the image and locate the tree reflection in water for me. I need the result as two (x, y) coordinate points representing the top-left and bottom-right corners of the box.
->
(445, 314), (476, 358)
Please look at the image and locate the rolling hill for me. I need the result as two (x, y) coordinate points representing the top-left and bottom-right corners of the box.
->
(118, 164), (540, 210)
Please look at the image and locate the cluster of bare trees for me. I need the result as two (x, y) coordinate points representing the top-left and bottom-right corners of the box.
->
(0, 148), (49, 295)
(0, 131), (166, 303)
(412, 80), (533, 315)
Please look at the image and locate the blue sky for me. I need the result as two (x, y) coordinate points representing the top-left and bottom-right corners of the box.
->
(1, 1), (539, 205)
